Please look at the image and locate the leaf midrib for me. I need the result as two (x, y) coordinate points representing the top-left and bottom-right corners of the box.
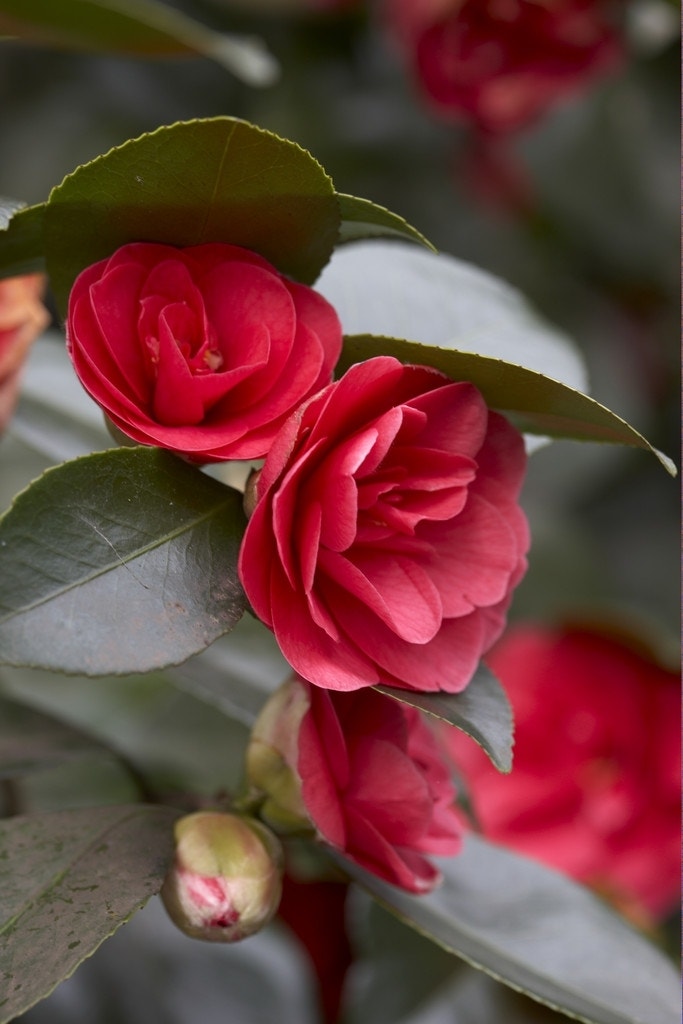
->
(0, 496), (237, 626)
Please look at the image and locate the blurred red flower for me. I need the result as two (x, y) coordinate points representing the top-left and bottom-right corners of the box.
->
(443, 623), (681, 921)
(0, 273), (49, 435)
(386, 0), (623, 134)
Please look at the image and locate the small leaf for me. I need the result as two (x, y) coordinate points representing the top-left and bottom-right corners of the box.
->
(337, 194), (436, 251)
(0, 693), (106, 778)
(338, 335), (676, 474)
(0, 804), (179, 1023)
(43, 117), (340, 313)
(0, 0), (278, 85)
(0, 203), (45, 280)
(338, 836), (680, 1024)
(377, 662), (513, 773)
(0, 447), (247, 675)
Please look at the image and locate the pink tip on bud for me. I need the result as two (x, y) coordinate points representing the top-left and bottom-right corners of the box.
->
(160, 811), (283, 943)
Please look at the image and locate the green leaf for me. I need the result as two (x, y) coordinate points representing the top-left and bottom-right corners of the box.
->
(42, 117), (340, 313)
(337, 335), (676, 474)
(336, 195), (436, 251)
(0, 693), (107, 778)
(317, 240), (588, 393)
(0, 202), (45, 280)
(0, 804), (178, 1023)
(0, 0), (278, 85)
(338, 836), (681, 1024)
(377, 662), (513, 773)
(0, 447), (247, 675)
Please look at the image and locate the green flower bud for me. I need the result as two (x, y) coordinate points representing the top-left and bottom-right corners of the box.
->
(160, 811), (283, 942)
(245, 678), (312, 834)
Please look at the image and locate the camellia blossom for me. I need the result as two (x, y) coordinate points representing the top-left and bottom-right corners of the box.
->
(66, 242), (342, 461)
(239, 356), (529, 693)
(0, 273), (49, 435)
(385, 0), (623, 134)
(247, 677), (463, 893)
(444, 623), (681, 921)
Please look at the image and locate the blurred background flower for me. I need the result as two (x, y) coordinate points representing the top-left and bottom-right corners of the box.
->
(443, 620), (680, 926)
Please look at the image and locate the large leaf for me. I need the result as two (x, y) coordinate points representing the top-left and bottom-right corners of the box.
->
(0, 203), (45, 280)
(42, 117), (340, 312)
(377, 662), (513, 773)
(338, 836), (680, 1024)
(316, 240), (588, 392)
(0, 0), (278, 85)
(0, 693), (107, 778)
(0, 447), (247, 675)
(0, 804), (178, 1023)
(337, 335), (675, 473)
(337, 195), (435, 251)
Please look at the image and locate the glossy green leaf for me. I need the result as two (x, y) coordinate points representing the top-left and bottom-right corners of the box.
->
(43, 117), (340, 313)
(0, 447), (247, 675)
(337, 335), (676, 474)
(0, 0), (278, 85)
(0, 804), (178, 1023)
(0, 203), (45, 280)
(0, 693), (107, 778)
(339, 836), (680, 1024)
(337, 195), (436, 251)
(317, 240), (588, 394)
(377, 662), (513, 773)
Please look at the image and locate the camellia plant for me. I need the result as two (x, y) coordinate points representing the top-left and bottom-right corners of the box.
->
(0, 4), (679, 1024)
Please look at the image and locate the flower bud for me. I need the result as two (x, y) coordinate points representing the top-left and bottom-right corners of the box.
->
(160, 811), (283, 942)
(245, 679), (312, 834)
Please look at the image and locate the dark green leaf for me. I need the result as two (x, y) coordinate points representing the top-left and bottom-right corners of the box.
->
(0, 693), (106, 778)
(0, 447), (247, 675)
(0, 804), (178, 1023)
(337, 335), (676, 474)
(43, 117), (340, 313)
(0, 0), (278, 85)
(336, 194), (435, 251)
(0, 203), (45, 280)
(377, 662), (513, 773)
(338, 836), (680, 1024)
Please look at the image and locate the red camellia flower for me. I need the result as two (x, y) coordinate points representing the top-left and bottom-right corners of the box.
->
(385, 0), (623, 134)
(239, 356), (529, 693)
(247, 677), (463, 893)
(444, 623), (681, 921)
(66, 242), (342, 461)
(0, 273), (49, 435)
